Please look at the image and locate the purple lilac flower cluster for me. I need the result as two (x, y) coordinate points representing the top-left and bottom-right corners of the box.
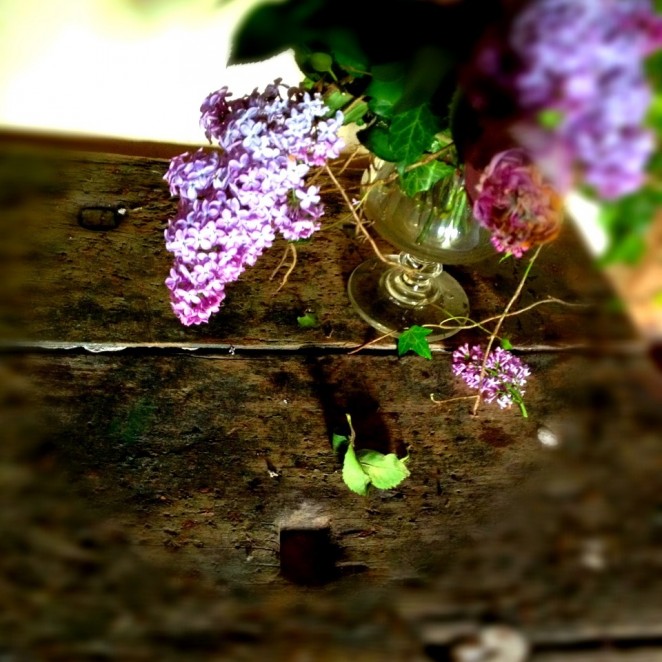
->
(452, 343), (531, 410)
(473, 148), (563, 257)
(474, 0), (662, 199)
(163, 80), (344, 326)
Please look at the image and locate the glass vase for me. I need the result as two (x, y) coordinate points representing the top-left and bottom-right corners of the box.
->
(347, 161), (494, 340)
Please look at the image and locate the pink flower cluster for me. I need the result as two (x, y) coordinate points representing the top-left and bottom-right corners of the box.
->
(452, 343), (531, 410)
(164, 81), (344, 326)
(473, 148), (563, 257)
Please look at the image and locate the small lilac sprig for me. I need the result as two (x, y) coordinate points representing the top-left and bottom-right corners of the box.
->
(452, 343), (531, 416)
(163, 80), (344, 326)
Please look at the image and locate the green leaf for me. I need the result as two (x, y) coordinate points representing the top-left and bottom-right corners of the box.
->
(355, 450), (410, 490)
(326, 28), (369, 74)
(388, 103), (440, 165)
(342, 100), (370, 125)
(297, 312), (319, 328)
(500, 337), (513, 350)
(394, 45), (452, 114)
(229, 3), (297, 64)
(342, 444), (371, 496)
(365, 65), (406, 119)
(397, 325), (433, 359)
(357, 124), (399, 162)
(400, 161), (455, 197)
(324, 89), (354, 114)
(307, 52), (337, 80)
(332, 432), (348, 454)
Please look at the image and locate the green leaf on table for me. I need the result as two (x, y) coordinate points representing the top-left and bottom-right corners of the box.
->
(388, 103), (440, 165)
(400, 160), (455, 197)
(398, 325), (433, 359)
(297, 312), (319, 328)
(335, 413), (410, 495)
(355, 449), (410, 490)
(342, 444), (372, 495)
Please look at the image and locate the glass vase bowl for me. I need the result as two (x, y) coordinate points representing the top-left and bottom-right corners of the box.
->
(347, 160), (494, 340)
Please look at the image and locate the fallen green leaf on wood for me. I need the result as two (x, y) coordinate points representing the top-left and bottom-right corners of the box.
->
(333, 414), (410, 496)
(397, 325), (433, 359)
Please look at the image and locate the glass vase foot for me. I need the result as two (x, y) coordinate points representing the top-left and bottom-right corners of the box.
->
(347, 256), (469, 341)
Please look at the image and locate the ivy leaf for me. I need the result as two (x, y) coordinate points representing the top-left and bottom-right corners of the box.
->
(355, 449), (410, 490)
(358, 124), (399, 162)
(366, 63), (406, 119)
(388, 103), (440, 165)
(342, 444), (372, 496)
(397, 325), (433, 359)
(400, 160), (455, 197)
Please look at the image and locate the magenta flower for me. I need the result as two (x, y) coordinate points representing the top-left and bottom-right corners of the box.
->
(452, 343), (531, 413)
(473, 148), (563, 258)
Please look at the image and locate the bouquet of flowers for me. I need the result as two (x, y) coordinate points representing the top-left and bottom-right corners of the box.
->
(163, 0), (662, 415)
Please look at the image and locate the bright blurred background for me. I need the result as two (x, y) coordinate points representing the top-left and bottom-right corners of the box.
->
(0, 0), (299, 144)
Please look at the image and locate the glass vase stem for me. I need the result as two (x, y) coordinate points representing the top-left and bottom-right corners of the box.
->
(383, 253), (444, 307)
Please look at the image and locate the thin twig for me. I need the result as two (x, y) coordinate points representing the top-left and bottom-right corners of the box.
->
(324, 164), (394, 266)
(425, 296), (588, 334)
(337, 145), (364, 175)
(269, 243), (298, 292)
(430, 394), (480, 406)
(347, 330), (397, 354)
(472, 246), (543, 416)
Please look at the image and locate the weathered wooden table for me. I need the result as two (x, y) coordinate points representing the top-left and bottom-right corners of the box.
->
(1, 141), (662, 661)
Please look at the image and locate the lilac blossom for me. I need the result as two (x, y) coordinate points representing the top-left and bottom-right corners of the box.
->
(473, 148), (563, 257)
(163, 80), (344, 326)
(471, 0), (662, 199)
(452, 343), (531, 411)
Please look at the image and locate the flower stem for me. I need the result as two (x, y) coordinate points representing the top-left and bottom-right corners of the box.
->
(472, 245), (542, 416)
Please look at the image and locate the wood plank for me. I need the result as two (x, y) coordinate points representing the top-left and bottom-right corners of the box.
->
(2, 348), (661, 658)
(0, 144), (635, 349)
